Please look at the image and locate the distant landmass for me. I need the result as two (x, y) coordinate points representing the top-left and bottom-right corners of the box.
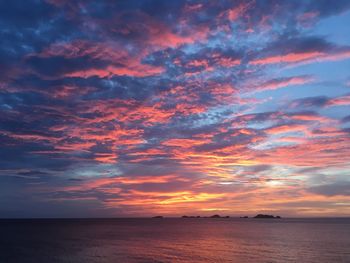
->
(152, 214), (281, 219)
(254, 214), (281, 219)
(210, 214), (230, 218)
(181, 214), (230, 218)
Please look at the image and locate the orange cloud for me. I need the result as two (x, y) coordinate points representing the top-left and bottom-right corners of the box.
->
(255, 135), (350, 167)
(265, 124), (310, 135)
(162, 138), (211, 148)
(94, 153), (118, 164)
(289, 113), (330, 122)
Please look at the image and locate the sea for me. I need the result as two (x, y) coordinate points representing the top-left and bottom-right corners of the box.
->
(0, 218), (349, 263)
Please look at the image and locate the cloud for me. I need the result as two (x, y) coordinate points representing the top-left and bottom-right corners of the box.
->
(342, 115), (350, 123)
(254, 75), (313, 92)
(250, 36), (350, 65)
(308, 182), (350, 196)
(26, 40), (165, 79)
(290, 94), (350, 108)
(265, 123), (309, 135)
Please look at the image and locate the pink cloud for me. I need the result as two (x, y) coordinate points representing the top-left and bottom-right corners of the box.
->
(31, 40), (165, 78)
(255, 75), (314, 92)
(265, 124), (310, 135)
(219, 2), (252, 21)
(326, 94), (350, 107)
(251, 50), (350, 66)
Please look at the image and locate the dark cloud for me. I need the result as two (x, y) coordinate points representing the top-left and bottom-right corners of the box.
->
(26, 55), (108, 78)
(342, 115), (350, 123)
(290, 96), (329, 108)
(265, 36), (333, 54)
(308, 182), (350, 196)
(234, 112), (283, 123)
(304, 0), (350, 17)
(0, 1), (56, 27)
(194, 128), (264, 152)
(248, 165), (272, 173)
(15, 170), (50, 179)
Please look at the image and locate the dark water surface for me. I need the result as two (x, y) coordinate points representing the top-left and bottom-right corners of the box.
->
(0, 218), (349, 263)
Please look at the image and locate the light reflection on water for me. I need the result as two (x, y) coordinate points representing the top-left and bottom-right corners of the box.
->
(1, 218), (349, 262)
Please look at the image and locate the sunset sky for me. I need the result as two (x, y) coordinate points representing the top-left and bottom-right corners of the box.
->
(1, 0), (350, 218)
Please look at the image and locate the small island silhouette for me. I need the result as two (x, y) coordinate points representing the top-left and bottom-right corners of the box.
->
(152, 214), (281, 219)
(254, 214), (281, 219)
(181, 214), (230, 218)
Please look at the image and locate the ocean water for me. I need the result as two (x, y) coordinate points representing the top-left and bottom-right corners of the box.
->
(0, 218), (349, 263)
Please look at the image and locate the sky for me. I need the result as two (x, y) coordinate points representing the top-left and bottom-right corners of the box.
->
(1, 0), (350, 218)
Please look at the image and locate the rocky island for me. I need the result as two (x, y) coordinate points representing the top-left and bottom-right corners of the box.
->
(210, 214), (230, 218)
(181, 215), (230, 218)
(254, 214), (281, 219)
